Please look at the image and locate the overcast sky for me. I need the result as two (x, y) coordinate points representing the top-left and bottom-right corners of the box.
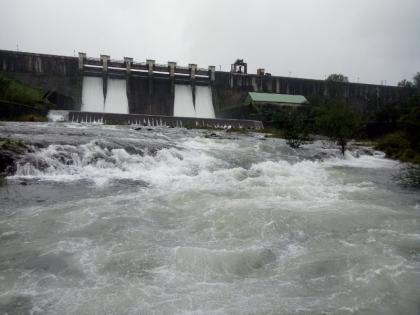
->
(1, 0), (419, 85)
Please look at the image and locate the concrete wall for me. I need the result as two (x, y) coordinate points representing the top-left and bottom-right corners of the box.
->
(212, 72), (408, 118)
(0, 50), (82, 110)
(0, 49), (409, 119)
(128, 77), (174, 116)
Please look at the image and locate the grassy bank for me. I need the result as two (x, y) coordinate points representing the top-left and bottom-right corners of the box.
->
(0, 73), (51, 121)
(0, 74), (43, 105)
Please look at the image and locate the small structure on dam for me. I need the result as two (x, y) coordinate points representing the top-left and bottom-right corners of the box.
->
(244, 92), (309, 108)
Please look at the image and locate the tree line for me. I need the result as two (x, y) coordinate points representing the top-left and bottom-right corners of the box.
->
(269, 73), (420, 164)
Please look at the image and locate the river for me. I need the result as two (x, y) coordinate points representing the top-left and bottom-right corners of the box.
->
(0, 122), (419, 314)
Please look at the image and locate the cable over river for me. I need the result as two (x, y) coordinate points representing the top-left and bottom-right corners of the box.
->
(0, 122), (419, 314)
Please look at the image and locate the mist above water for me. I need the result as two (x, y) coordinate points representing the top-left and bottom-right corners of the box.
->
(0, 122), (419, 315)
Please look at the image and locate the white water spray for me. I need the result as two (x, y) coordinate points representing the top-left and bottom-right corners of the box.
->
(195, 86), (215, 118)
(81, 77), (104, 112)
(104, 79), (129, 114)
(174, 84), (196, 117)
(174, 85), (215, 118)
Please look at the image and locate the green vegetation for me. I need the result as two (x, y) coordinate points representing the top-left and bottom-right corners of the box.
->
(326, 74), (349, 83)
(0, 74), (43, 105)
(0, 73), (52, 121)
(264, 72), (420, 164)
(376, 132), (420, 164)
(272, 108), (310, 148)
(372, 73), (420, 164)
(15, 114), (48, 122)
(0, 137), (27, 153)
(315, 102), (361, 154)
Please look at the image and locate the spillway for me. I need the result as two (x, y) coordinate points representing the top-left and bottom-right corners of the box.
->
(81, 77), (105, 112)
(104, 79), (129, 114)
(195, 86), (215, 119)
(174, 84), (196, 118)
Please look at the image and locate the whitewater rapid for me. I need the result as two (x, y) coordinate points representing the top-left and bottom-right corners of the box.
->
(0, 122), (419, 314)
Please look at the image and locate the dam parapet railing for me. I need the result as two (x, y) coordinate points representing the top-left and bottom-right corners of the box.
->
(80, 53), (214, 84)
(48, 110), (264, 129)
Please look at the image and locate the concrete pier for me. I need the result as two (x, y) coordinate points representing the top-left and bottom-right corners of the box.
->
(124, 57), (133, 73)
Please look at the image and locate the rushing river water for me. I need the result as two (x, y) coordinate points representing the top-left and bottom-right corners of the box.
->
(0, 122), (419, 315)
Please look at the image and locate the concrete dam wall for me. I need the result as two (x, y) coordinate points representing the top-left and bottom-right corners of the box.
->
(0, 49), (409, 119)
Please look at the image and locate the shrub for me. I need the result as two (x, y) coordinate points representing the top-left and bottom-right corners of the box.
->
(376, 132), (410, 157)
(315, 102), (361, 154)
(376, 132), (420, 164)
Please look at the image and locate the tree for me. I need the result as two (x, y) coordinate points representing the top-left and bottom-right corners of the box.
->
(413, 72), (420, 90)
(398, 79), (415, 89)
(325, 73), (349, 99)
(315, 102), (361, 155)
(399, 106), (420, 151)
(326, 74), (349, 83)
(283, 109), (311, 148)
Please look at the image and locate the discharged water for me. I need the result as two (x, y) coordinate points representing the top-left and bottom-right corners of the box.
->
(0, 122), (419, 315)
(81, 76), (105, 112)
(195, 86), (215, 119)
(174, 84), (196, 118)
(104, 79), (129, 114)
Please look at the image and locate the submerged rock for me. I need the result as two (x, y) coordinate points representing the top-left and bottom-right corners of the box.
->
(0, 137), (27, 175)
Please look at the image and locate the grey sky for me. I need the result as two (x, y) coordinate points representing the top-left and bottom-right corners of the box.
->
(1, 0), (419, 85)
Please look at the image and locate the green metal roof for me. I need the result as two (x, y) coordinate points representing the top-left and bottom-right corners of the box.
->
(244, 92), (308, 106)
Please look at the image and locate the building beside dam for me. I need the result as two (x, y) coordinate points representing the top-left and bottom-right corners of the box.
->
(0, 49), (410, 122)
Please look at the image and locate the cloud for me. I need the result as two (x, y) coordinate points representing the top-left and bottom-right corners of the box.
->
(0, 0), (419, 85)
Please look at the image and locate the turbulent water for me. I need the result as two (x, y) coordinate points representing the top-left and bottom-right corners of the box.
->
(0, 122), (419, 315)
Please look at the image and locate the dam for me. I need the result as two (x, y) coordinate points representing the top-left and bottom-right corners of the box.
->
(79, 54), (216, 119)
(0, 49), (411, 122)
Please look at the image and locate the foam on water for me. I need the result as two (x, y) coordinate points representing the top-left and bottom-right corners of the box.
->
(174, 84), (196, 117)
(2, 124), (420, 315)
(47, 111), (66, 122)
(326, 150), (399, 169)
(81, 76), (104, 112)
